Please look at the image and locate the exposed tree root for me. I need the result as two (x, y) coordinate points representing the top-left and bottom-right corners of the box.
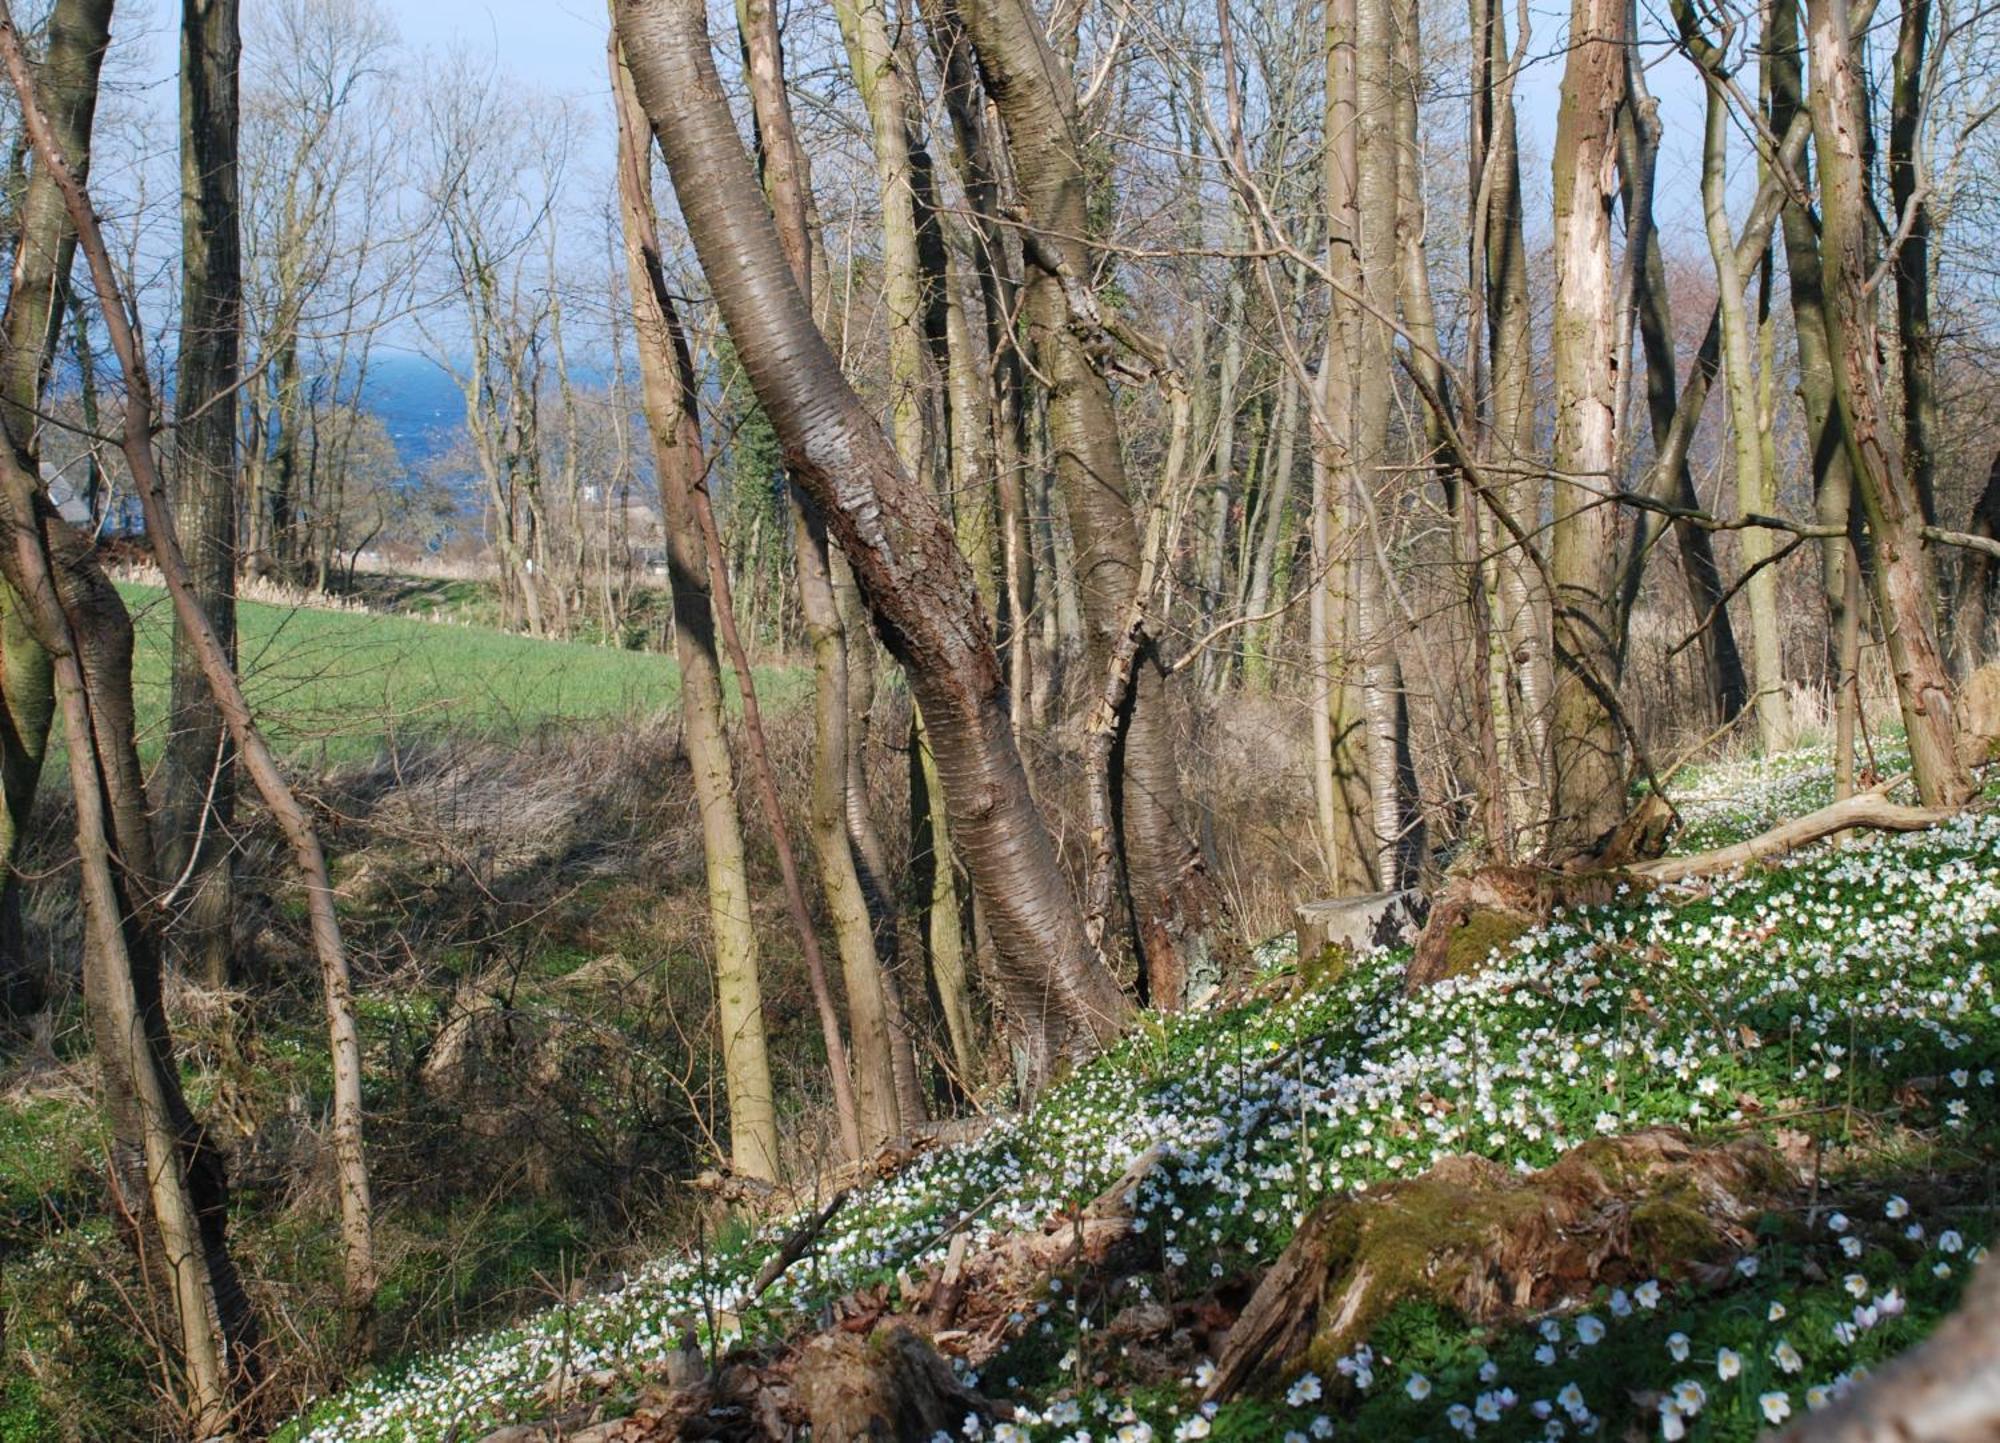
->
(793, 1324), (994, 1442)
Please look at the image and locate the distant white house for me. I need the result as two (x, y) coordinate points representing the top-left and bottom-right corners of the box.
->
(40, 455), (140, 535)
(42, 457), (95, 527)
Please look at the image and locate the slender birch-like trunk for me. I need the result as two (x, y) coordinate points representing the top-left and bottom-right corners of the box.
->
(1697, 77), (1787, 748)
(611, 40), (781, 1181)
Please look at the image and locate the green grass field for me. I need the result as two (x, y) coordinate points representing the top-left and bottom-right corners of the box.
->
(117, 583), (803, 767)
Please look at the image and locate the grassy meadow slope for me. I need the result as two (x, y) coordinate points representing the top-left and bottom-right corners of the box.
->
(113, 581), (804, 764)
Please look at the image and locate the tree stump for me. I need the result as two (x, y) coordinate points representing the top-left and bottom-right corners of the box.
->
(792, 1323), (992, 1443)
(1294, 890), (1429, 979)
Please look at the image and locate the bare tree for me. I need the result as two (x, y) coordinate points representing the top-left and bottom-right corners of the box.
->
(1804, 0), (1972, 806)
(616, 0), (1130, 1081)
(0, 0), (109, 1017)
(951, 0), (1228, 1005)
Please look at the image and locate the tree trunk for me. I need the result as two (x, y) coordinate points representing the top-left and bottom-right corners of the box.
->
(611, 42), (781, 1182)
(1468, 0), (1547, 849)
(919, 0), (1036, 724)
(1546, 0), (1628, 851)
(952, 0), (1224, 1006)
(1697, 77), (1787, 749)
(729, 0), (900, 1150)
(796, 503), (905, 1150)
(0, 465), (246, 1436)
(1316, 0), (1379, 897)
(161, 0), (242, 988)
(1889, 0), (1937, 534)
(0, 0), (111, 1017)
(1767, 0), (1864, 787)
(1614, 69), (1750, 726)
(1803, 0), (1972, 806)
(0, 24), (278, 1414)
(616, 0), (1130, 1080)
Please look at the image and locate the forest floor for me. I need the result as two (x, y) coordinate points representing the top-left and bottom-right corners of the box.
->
(272, 745), (2000, 1443)
(1, 601), (824, 1443)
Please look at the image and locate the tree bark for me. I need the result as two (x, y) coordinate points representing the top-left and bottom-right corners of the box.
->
(1889, 0), (1938, 534)
(918, 0), (1036, 723)
(611, 40), (781, 1182)
(1546, 0), (1628, 851)
(952, 0), (1224, 1005)
(1468, 0), (1547, 849)
(616, 0), (1130, 1080)
(1803, 0), (1972, 806)
(161, 0), (242, 988)
(1614, 66), (1750, 726)
(0, 18), (270, 1426)
(1766, 0), (1864, 792)
(732, 0), (903, 1148)
(1696, 75), (1787, 748)
(0, 0), (110, 1016)
(1315, 0), (1378, 897)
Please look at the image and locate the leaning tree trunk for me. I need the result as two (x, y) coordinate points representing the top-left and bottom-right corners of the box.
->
(1545, 0), (1628, 851)
(0, 0), (111, 1018)
(616, 0), (1130, 1081)
(952, 0), (1225, 1007)
(832, 0), (958, 1136)
(160, 0), (241, 987)
(610, 42), (781, 1182)
(1803, 0), (1973, 807)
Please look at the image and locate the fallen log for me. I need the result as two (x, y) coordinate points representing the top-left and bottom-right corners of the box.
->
(751, 1190), (849, 1300)
(1631, 784), (1959, 884)
(1408, 781), (1969, 991)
